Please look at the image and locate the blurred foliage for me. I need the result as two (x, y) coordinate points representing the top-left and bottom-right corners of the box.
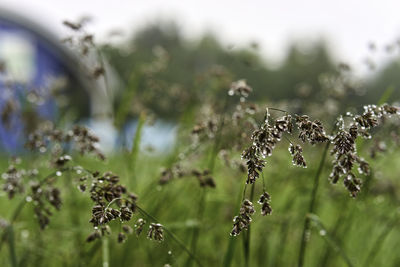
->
(103, 22), (337, 122)
(103, 21), (400, 125)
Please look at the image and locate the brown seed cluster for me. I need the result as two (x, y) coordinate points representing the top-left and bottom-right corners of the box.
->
(231, 99), (399, 237)
(89, 172), (136, 227)
(159, 164), (184, 185)
(147, 223), (164, 242)
(2, 164), (26, 199)
(228, 79), (252, 98)
(84, 171), (140, 243)
(258, 192), (272, 216)
(295, 115), (329, 144)
(134, 218), (146, 236)
(230, 199), (255, 236)
(242, 111), (293, 184)
(289, 144), (307, 168)
(329, 104), (399, 197)
(159, 166), (216, 188)
(192, 169), (216, 188)
(30, 182), (62, 230)
(191, 117), (219, 140)
(25, 124), (105, 160)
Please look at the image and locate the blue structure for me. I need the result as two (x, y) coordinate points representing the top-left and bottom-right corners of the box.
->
(0, 8), (91, 153)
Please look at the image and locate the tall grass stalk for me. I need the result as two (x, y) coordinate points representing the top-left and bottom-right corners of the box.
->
(222, 182), (246, 267)
(102, 237), (110, 267)
(128, 111), (146, 189)
(297, 141), (330, 267)
(307, 214), (354, 267)
(318, 206), (350, 266)
(363, 217), (398, 267)
(7, 226), (17, 267)
(242, 183), (255, 267)
(185, 102), (227, 267)
(114, 73), (139, 130)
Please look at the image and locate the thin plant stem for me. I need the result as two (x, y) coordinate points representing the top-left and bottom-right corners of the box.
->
(261, 171), (266, 192)
(136, 205), (204, 267)
(7, 226), (17, 267)
(243, 182), (255, 267)
(266, 107), (289, 114)
(185, 188), (206, 267)
(307, 214), (354, 267)
(363, 217), (398, 267)
(102, 236), (110, 267)
(297, 141), (330, 267)
(127, 111), (146, 189)
(223, 182), (246, 267)
(186, 98), (227, 267)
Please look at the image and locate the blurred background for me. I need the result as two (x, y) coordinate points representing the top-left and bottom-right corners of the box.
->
(1, 0), (400, 154)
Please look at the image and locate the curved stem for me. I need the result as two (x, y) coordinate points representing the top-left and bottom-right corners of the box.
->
(266, 107), (289, 114)
(136, 205), (204, 267)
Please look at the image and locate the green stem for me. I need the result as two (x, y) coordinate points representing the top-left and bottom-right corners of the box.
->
(186, 188), (206, 267)
(307, 214), (354, 267)
(243, 183), (255, 267)
(297, 141), (330, 267)
(363, 218), (397, 267)
(7, 226), (17, 267)
(186, 100), (227, 267)
(128, 112), (146, 189)
(102, 237), (110, 267)
(136, 206), (204, 267)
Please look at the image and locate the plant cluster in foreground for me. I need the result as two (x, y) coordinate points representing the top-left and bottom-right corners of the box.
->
(230, 81), (399, 236)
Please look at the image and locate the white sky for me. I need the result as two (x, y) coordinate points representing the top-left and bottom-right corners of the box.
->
(1, 0), (400, 71)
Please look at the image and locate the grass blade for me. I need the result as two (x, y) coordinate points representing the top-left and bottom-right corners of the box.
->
(308, 214), (354, 267)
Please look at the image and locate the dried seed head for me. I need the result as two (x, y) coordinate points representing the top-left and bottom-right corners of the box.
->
(120, 207), (133, 221)
(118, 232), (127, 243)
(230, 199), (255, 236)
(258, 192), (272, 216)
(242, 146), (265, 184)
(228, 80), (252, 98)
(147, 223), (164, 242)
(122, 225), (133, 234)
(357, 157), (371, 175)
(295, 115), (329, 144)
(86, 231), (101, 242)
(288, 144), (307, 168)
(343, 173), (361, 197)
(135, 218), (146, 236)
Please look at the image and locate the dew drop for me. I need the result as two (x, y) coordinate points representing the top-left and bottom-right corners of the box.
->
(56, 171), (62, 176)
(21, 230), (29, 239)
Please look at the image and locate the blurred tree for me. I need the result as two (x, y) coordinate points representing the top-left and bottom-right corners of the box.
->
(103, 21), (339, 123)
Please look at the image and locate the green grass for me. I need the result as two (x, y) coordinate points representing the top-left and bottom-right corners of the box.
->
(0, 142), (399, 267)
